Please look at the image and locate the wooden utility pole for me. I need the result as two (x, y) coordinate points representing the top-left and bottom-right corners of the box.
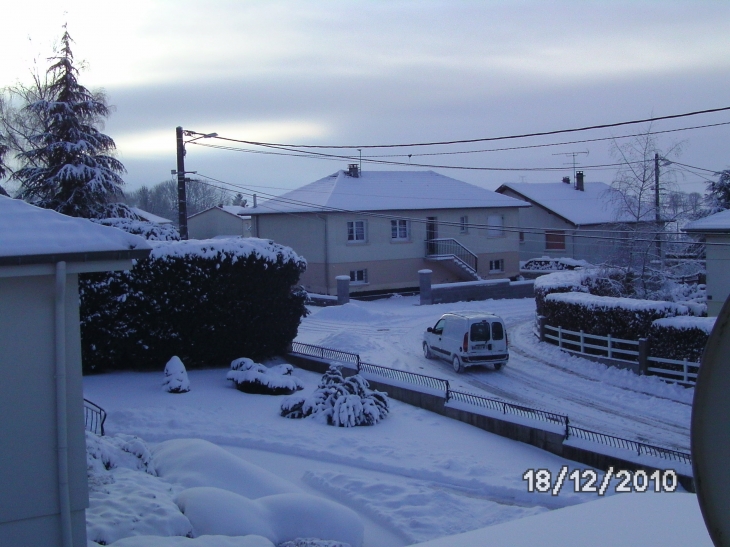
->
(175, 126), (189, 240)
(655, 152), (661, 261)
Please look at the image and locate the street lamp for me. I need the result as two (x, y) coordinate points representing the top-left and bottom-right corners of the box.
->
(171, 128), (218, 240)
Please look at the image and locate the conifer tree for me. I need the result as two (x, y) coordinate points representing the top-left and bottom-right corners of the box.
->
(706, 170), (730, 213)
(13, 28), (132, 218)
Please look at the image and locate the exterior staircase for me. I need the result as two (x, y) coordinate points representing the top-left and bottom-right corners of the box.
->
(424, 238), (481, 281)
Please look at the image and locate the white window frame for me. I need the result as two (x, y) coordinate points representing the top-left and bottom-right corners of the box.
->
(347, 220), (367, 243)
(459, 215), (469, 234)
(487, 214), (504, 238)
(489, 259), (504, 273)
(350, 268), (368, 284)
(390, 219), (410, 241)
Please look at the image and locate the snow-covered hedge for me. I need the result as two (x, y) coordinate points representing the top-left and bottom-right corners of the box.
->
(92, 217), (181, 241)
(542, 292), (688, 342)
(534, 267), (635, 314)
(80, 238), (308, 373)
(281, 365), (389, 427)
(227, 358), (304, 395)
(647, 316), (716, 362)
(521, 256), (591, 272)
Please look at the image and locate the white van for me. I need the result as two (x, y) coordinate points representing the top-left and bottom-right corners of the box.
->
(423, 311), (509, 373)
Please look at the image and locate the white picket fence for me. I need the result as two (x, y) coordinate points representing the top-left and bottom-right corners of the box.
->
(543, 323), (699, 385)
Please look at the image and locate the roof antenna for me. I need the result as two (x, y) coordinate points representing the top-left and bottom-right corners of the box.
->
(553, 149), (589, 186)
(408, 154), (412, 164)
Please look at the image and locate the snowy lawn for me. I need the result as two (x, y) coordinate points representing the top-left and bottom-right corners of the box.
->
(85, 364), (604, 546)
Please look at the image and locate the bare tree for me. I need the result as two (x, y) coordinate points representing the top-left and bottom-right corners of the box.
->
(127, 178), (232, 224)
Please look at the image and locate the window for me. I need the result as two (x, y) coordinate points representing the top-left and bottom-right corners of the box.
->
(545, 230), (566, 250)
(350, 269), (368, 284)
(489, 259), (504, 273)
(491, 321), (504, 341)
(390, 219), (410, 241)
(347, 220), (366, 242)
(487, 215), (504, 237)
(459, 216), (469, 234)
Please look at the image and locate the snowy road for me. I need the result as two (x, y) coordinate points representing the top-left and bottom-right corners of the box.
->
(295, 297), (692, 452)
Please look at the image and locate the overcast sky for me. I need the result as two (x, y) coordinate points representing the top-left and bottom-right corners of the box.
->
(2, 1), (729, 200)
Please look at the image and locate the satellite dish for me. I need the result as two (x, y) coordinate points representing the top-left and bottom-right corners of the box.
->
(692, 295), (730, 546)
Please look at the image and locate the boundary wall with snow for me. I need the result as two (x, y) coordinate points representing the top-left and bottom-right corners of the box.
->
(285, 342), (694, 492)
(419, 270), (534, 305)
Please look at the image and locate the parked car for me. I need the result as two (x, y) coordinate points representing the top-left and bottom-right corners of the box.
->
(423, 311), (509, 373)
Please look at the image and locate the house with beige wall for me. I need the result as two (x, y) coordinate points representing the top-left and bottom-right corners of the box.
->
(249, 166), (529, 295)
(0, 196), (150, 547)
(188, 205), (252, 239)
(496, 175), (651, 265)
(684, 209), (730, 317)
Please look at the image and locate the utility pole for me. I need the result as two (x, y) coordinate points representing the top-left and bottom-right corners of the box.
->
(175, 126), (189, 240)
(655, 152), (661, 263)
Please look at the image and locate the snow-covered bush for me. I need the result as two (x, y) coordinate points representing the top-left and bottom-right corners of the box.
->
(164, 356), (191, 393)
(227, 358), (304, 395)
(92, 217), (181, 241)
(279, 538), (352, 547)
(281, 365), (389, 427)
(647, 316), (716, 362)
(79, 238), (308, 372)
(86, 431), (156, 476)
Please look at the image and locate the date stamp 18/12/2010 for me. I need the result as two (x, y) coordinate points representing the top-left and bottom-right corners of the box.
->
(523, 466), (679, 496)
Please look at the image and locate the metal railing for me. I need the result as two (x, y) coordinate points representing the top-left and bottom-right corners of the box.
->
(449, 389), (568, 429)
(290, 341), (360, 367)
(568, 425), (692, 466)
(84, 398), (107, 436)
(360, 361), (450, 393)
(425, 238), (478, 275)
(287, 342), (692, 466)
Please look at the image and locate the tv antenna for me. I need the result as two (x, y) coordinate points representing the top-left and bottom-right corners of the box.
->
(552, 149), (589, 183)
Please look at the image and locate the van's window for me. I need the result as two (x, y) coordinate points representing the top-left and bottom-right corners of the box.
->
(492, 321), (504, 340)
(433, 319), (446, 335)
(470, 322), (491, 342)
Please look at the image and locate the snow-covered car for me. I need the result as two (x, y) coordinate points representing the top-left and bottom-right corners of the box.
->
(423, 311), (509, 373)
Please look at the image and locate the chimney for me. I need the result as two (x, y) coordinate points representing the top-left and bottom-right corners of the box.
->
(347, 164), (359, 178)
(253, 194), (257, 208)
(562, 176), (571, 184)
(576, 171), (584, 191)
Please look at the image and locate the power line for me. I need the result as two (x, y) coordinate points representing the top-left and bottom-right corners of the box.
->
(187, 106), (730, 149)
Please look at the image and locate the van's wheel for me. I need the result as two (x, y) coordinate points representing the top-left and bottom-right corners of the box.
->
(494, 362), (503, 371)
(423, 342), (433, 359)
(452, 355), (464, 373)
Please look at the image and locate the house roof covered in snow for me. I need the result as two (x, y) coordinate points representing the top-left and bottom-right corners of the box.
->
(0, 196), (151, 266)
(250, 170), (529, 215)
(684, 209), (730, 233)
(496, 181), (637, 226)
(131, 207), (173, 224)
(188, 205), (251, 220)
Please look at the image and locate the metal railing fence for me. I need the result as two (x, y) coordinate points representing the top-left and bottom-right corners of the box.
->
(425, 238), (478, 274)
(287, 342), (691, 466)
(84, 398), (107, 436)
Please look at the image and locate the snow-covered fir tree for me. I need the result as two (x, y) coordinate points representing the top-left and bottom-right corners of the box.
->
(163, 356), (190, 393)
(13, 28), (132, 218)
(706, 170), (730, 213)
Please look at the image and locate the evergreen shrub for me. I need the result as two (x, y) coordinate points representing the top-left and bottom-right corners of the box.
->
(80, 238), (307, 373)
(647, 318), (715, 362)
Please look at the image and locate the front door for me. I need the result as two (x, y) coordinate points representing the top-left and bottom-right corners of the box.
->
(426, 217), (438, 255)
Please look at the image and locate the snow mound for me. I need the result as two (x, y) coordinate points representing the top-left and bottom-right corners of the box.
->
(109, 535), (274, 547)
(86, 431), (156, 475)
(153, 439), (300, 499)
(164, 356), (191, 393)
(175, 487), (364, 547)
(281, 365), (389, 427)
(227, 358), (304, 395)
(87, 467), (193, 545)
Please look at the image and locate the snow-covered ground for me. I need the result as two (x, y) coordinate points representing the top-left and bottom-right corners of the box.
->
(84, 295), (703, 546)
